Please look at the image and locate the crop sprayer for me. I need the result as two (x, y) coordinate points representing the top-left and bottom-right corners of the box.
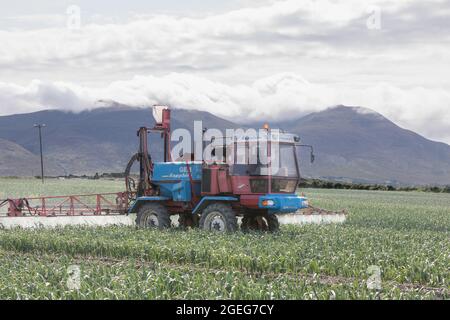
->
(0, 106), (346, 230)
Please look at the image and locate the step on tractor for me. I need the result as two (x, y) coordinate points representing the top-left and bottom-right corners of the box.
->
(0, 106), (347, 230)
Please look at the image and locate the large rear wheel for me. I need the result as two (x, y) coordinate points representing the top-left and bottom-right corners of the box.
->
(136, 203), (170, 229)
(199, 203), (237, 233)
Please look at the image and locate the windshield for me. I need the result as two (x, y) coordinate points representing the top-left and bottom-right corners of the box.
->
(230, 143), (299, 178)
(275, 144), (298, 178)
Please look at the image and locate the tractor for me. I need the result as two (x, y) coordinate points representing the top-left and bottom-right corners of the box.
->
(125, 106), (315, 232)
(1, 105), (345, 229)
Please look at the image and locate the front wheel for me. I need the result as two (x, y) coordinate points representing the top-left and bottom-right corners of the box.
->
(136, 203), (170, 229)
(199, 203), (237, 232)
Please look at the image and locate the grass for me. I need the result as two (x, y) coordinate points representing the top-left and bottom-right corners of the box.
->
(0, 177), (124, 199)
(0, 178), (449, 299)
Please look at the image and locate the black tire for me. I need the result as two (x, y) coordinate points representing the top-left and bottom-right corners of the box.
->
(135, 203), (170, 229)
(265, 214), (280, 232)
(241, 214), (279, 232)
(178, 213), (200, 229)
(199, 203), (237, 232)
(241, 215), (258, 232)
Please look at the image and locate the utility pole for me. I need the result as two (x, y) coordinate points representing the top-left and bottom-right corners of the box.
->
(34, 124), (46, 183)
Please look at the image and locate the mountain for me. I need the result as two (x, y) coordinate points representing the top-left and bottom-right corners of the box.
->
(282, 106), (450, 185)
(0, 104), (449, 185)
(0, 138), (61, 176)
(0, 104), (239, 176)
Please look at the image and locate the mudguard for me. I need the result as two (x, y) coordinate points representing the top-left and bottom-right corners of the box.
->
(192, 196), (238, 215)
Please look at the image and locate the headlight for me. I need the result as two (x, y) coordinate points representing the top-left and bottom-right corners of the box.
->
(262, 199), (275, 207)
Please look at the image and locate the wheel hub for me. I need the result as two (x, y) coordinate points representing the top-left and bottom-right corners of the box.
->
(209, 213), (225, 232)
(145, 213), (159, 227)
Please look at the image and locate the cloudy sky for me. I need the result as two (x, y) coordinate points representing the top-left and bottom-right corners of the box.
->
(0, 0), (449, 143)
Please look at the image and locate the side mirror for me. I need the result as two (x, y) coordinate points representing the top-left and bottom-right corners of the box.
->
(297, 144), (315, 164)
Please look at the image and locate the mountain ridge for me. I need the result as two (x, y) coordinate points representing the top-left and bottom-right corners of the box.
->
(0, 105), (449, 185)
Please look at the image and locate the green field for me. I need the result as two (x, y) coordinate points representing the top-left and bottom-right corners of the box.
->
(0, 178), (449, 299)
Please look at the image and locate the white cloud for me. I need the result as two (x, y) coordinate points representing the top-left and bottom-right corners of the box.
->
(0, 73), (449, 144)
(0, 0), (448, 76)
(0, 0), (449, 143)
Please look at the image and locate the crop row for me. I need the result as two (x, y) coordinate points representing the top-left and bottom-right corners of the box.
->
(308, 189), (450, 233)
(0, 225), (448, 288)
(0, 249), (444, 300)
(0, 182), (448, 299)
